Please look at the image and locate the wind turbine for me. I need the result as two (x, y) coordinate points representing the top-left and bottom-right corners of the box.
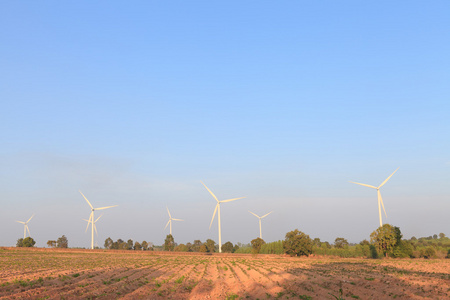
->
(79, 190), (118, 249)
(350, 168), (399, 227)
(16, 214), (34, 239)
(164, 206), (183, 235)
(83, 215), (102, 248)
(249, 211), (272, 239)
(201, 181), (245, 253)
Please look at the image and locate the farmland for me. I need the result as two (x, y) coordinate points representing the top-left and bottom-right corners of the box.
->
(0, 248), (449, 299)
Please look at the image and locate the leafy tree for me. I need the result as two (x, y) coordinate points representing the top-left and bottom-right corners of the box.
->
(433, 234), (438, 240)
(22, 237), (36, 247)
(192, 240), (202, 252)
(127, 239), (134, 250)
(164, 234), (175, 251)
(392, 240), (414, 258)
(134, 241), (142, 250)
(222, 241), (234, 253)
(57, 235), (68, 248)
(411, 236), (417, 241)
(104, 237), (113, 249)
(282, 229), (313, 257)
(205, 239), (216, 253)
(174, 244), (188, 252)
(141, 241), (149, 251)
(370, 224), (397, 257)
(334, 237), (348, 249)
(313, 238), (321, 247)
(16, 238), (24, 247)
(439, 233), (446, 239)
(233, 244), (240, 253)
(186, 242), (193, 252)
(251, 237), (266, 254)
(199, 244), (207, 252)
(360, 239), (370, 246)
(47, 240), (57, 248)
(369, 245), (379, 259)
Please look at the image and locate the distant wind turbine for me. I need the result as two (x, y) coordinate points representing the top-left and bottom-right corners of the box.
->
(83, 215), (103, 237)
(79, 190), (118, 249)
(350, 168), (399, 227)
(249, 211), (272, 239)
(164, 206), (183, 235)
(16, 214), (34, 239)
(201, 181), (245, 253)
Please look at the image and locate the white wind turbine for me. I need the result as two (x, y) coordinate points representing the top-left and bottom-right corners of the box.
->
(164, 206), (183, 235)
(201, 181), (245, 253)
(83, 214), (103, 246)
(16, 214), (34, 239)
(79, 190), (118, 249)
(249, 211), (272, 239)
(350, 168), (399, 227)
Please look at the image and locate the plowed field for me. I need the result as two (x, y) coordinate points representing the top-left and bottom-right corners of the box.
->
(1, 247), (449, 299)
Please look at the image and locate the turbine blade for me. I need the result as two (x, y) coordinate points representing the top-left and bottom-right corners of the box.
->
(261, 211), (273, 219)
(221, 197), (245, 203)
(166, 206), (171, 218)
(94, 223), (98, 236)
(79, 190), (94, 209)
(95, 214), (103, 223)
(349, 181), (377, 189)
(27, 214), (35, 223)
(95, 205), (118, 210)
(85, 213), (93, 232)
(378, 190), (387, 218)
(16, 221), (25, 224)
(249, 211), (260, 218)
(172, 218), (183, 221)
(378, 168), (399, 188)
(209, 204), (218, 229)
(201, 181), (219, 202)
(27, 226), (31, 236)
(164, 220), (170, 230)
(82, 219), (90, 222)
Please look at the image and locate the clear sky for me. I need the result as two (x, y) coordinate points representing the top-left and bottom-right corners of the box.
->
(1, 1), (449, 248)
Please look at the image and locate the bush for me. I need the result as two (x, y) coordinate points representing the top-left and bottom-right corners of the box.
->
(424, 247), (436, 259)
(283, 229), (313, 257)
(369, 245), (379, 259)
(260, 240), (284, 254)
(392, 240), (413, 258)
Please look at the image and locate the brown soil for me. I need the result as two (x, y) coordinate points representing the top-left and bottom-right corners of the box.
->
(0, 247), (449, 299)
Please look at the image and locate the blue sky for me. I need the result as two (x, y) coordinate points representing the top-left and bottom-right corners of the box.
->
(1, 1), (449, 248)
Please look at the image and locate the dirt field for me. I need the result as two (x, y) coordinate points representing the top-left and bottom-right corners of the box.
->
(0, 247), (449, 299)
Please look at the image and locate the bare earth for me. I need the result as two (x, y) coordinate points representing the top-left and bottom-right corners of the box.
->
(0, 247), (449, 299)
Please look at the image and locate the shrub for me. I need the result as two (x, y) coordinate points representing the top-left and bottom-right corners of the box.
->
(283, 229), (313, 257)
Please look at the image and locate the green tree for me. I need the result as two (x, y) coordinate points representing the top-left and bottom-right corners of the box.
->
(221, 241), (234, 253)
(164, 234), (175, 251)
(334, 237), (348, 249)
(370, 224), (397, 257)
(192, 240), (202, 252)
(134, 241), (142, 250)
(439, 233), (446, 239)
(282, 229), (313, 257)
(104, 237), (113, 249)
(313, 238), (321, 247)
(199, 244), (207, 252)
(47, 240), (57, 248)
(57, 235), (68, 248)
(127, 239), (134, 250)
(251, 237), (266, 254)
(22, 237), (36, 247)
(16, 238), (24, 247)
(174, 244), (188, 252)
(205, 239), (216, 253)
(141, 241), (149, 251)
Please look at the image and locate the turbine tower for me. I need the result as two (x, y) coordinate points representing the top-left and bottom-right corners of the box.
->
(249, 211), (272, 239)
(350, 168), (399, 227)
(164, 206), (183, 235)
(83, 214), (103, 246)
(79, 190), (118, 249)
(16, 214), (34, 239)
(201, 181), (245, 253)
